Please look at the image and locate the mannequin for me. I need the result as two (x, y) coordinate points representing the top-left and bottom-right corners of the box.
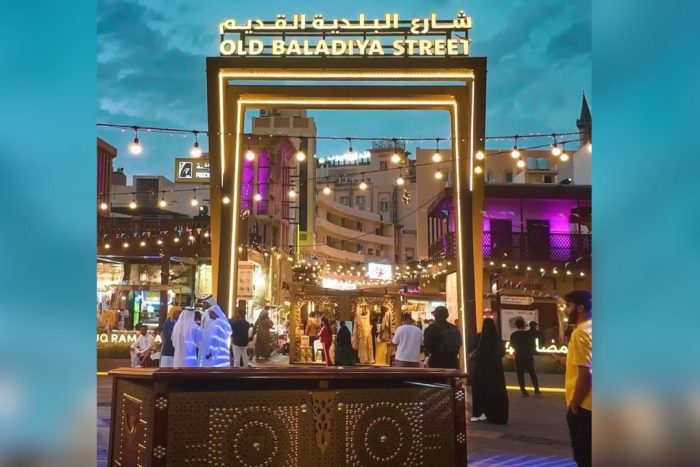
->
(351, 304), (374, 364)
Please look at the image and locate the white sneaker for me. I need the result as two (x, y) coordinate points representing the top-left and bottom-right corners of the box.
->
(470, 416), (481, 422)
(478, 413), (487, 421)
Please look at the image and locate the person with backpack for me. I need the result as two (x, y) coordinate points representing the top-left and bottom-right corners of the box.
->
(423, 306), (462, 369)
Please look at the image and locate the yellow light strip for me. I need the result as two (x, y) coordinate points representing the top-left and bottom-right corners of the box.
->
(97, 371), (109, 376)
(227, 98), (243, 318)
(470, 79), (475, 191)
(238, 98), (455, 106)
(452, 101), (468, 368)
(505, 386), (566, 393)
(221, 70), (475, 80)
(218, 72), (226, 185)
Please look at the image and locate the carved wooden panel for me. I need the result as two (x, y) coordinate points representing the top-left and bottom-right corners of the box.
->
(111, 380), (153, 467)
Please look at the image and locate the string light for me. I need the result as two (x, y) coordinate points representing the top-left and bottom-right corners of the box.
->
(347, 137), (354, 156)
(390, 138), (401, 164)
(551, 134), (562, 156)
(516, 159), (525, 169)
(129, 198), (137, 209)
(476, 150), (485, 160)
(129, 128), (142, 155)
(99, 202), (108, 211)
(222, 196), (230, 205)
(323, 184), (332, 195)
(434, 167), (444, 180)
(174, 237), (180, 243)
(254, 193), (262, 202)
(396, 174), (405, 186)
(474, 166), (483, 174)
(559, 142), (569, 162)
(159, 193), (167, 208)
(359, 179), (368, 190)
(190, 189), (199, 206)
(432, 138), (442, 162)
(511, 136), (520, 159)
(245, 149), (256, 161)
(104, 243), (110, 249)
(123, 242), (129, 248)
(288, 189), (297, 199)
(295, 150), (306, 162)
(156, 239), (163, 245)
(140, 241), (146, 247)
(190, 131), (202, 158)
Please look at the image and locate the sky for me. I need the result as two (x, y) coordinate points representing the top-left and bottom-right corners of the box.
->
(97, 0), (591, 179)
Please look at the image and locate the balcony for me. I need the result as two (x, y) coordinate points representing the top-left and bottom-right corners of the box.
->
(429, 231), (591, 263)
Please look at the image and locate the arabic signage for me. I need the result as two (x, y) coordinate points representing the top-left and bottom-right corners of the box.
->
(237, 262), (254, 298)
(219, 12), (471, 57)
(175, 158), (210, 184)
(500, 295), (535, 306)
(506, 338), (568, 355)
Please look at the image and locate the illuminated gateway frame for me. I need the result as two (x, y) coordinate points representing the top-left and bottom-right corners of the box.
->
(206, 37), (486, 370)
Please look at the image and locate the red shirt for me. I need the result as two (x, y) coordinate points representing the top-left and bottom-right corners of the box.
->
(319, 325), (332, 346)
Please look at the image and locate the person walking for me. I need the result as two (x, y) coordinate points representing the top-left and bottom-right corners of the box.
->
(253, 307), (274, 361)
(318, 316), (334, 366)
(159, 306), (181, 368)
(469, 318), (509, 424)
(198, 296), (232, 368)
(392, 313), (423, 367)
(423, 306), (461, 369)
(563, 290), (592, 467)
(171, 307), (200, 368)
(230, 310), (251, 368)
(510, 317), (541, 396)
(335, 321), (355, 366)
(306, 312), (319, 362)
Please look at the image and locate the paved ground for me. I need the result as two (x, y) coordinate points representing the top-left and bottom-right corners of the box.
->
(97, 364), (574, 466)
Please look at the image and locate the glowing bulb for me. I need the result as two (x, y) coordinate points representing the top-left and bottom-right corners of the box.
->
(432, 152), (442, 163)
(396, 176), (405, 186)
(551, 145), (562, 156)
(359, 181), (368, 190)
(140, 241), (146, 247)
(190, 141), (202, 158)
(434, 170), (444, 180)
(391, 153), (401, 164)
(129, 200), (137, 209)
(99, 202), (108, 210)
(156, 239), (163, 245)
(476, 150), (485, 160)
(295, 150), (306, 162)
(188, 235), (195, 242)
(159, 199), (167, 208)
(123, 242), (129, 248)
(474, 166), (483, 174)
(254, 193), (262, 202)
(174, 237), (180, 243)
(204, 232), (209, 238)
(323, 185), (332, 195)
(190, 198), (199, 206)
(288, 189), (297, 199)
(104, 243), (110, 249)
(511, 148), (520, 159)
(559, 152), (569, 162)
(516, 159), (525, 168)
(222, 196), (230, 205)
(245, 149), (256, 161)
(129, 137), (142, 155)
(580, 271), (586, 277)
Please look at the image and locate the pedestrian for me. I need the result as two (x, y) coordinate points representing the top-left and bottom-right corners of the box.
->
(318, 316), (333, 366)
(254, 307), (274, 361)
(159, 306), (181, 368)
(171, 307), (200, 368)
(198, 296), (232, 367)
(469, 318), (508, 424)
(129, 325), (154, 368)
(563, 290), (592, 467)
(392, 313), (423, 367)
(230, 310), (251, 368)
(306, 312), (318, 361)
(423, 306), (461, 369)
(335, 321), (355, 366)
(510, 317), (541, 396)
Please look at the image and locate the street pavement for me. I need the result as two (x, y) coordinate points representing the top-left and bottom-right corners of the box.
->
(97, 366), (575, 466)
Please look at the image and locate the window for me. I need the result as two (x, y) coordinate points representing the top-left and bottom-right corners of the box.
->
(368, 248), (374, 256)
(527, 157), (550, 170)
(505, 171), (513, 183)
(379, 199), (389, 211)
(380, 161), (388, 170)
(543, 175), (553, 183)
(340, 196), (349, 205)
(356, 196), (365, 205)
(405, 248), (415, 260)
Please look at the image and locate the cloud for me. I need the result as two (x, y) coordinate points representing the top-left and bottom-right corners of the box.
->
(546, 19), (592, 60)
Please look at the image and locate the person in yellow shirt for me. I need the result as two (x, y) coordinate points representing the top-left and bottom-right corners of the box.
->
(563, 290), (592, 467)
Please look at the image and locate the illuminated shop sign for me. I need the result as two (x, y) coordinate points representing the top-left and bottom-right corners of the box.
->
(366, 262), (393, 281)
(219, 12), (471, 57)
(321, 278), (358, 290)
(505, 338), (568, 355)
(97, 332), (163, 345)
(175, 158), (210, 184)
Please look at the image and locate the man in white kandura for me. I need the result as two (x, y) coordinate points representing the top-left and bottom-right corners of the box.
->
(171, 307), (201, 368)
(198, 296), (232, 367)
(130, 325), (154, 367)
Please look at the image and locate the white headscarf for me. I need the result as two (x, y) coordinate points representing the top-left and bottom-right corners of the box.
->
(171, 308), (200, 368)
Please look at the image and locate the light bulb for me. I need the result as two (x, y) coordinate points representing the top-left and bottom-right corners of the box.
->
(174, 237), (180, 243)
(295, 150), (306, 162)
(434, 170), (444, 180)
(140, 241), (146, 247)
(474, 166), (483, 174)
(254, 193), (262, 202)
(190, 141), (202, 158)
(104, 243), (110, 249)
(190, 198), (199, 206)
(476, 150), (485, 160)
(516, 159), (525, 168)
(159, 199), (167, 208)
(511, 148), (520, 159)
(323, 185), (332, 195)
(391, 153), (401, 164)
(288, 189), (297, 199)
(188, 235), (195, 242)
(204, 232), (209, 238)
(222, 196), (230, 205)
(396, 176), (405, 186)
(245, 149), (256, 161)
(551, 145), (562, 156)
(99, 202), (108, 210)
(129, 137), (142, 155)
(359, 181), (368, 190)
(156, 239), (163, 245)
(123, 242), (129, 248)
(559, 152), (569, 162)
(129, 200), (137, 209)
(432, 152), (442, 163)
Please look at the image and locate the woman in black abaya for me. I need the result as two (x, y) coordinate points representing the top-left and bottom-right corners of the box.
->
(469, 318), (509, 424)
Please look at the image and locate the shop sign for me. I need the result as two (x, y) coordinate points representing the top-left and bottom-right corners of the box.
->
(506, 339), (568, 355)
(237, 262), (254, 298)
(366, 262), (393, 281)
(97, 332), (162, 345)
(500, 295), (534, 306)
(175, 158), (210, 184)
(219, 12), (471, 57)
(321, 278), (358, 290)
(500, 309), (538, 338)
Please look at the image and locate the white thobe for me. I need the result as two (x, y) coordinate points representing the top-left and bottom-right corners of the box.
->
(130, 334), (154, 367)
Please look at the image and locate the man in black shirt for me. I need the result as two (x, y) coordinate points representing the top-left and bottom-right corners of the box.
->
(510, 317), (541, 396)
(230, 310), (251, 368)
(423, 306), (461, 369)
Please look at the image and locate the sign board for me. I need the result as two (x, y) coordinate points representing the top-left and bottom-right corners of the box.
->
(174, 158), (210, 184)
(500, 309), (539, 339)
(219, 12), (471, 58)
(237, 262), (254, 298)
(366, 262), (393, 281)
(500, 295), (534, 306)
(321, 278), (358, 290)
